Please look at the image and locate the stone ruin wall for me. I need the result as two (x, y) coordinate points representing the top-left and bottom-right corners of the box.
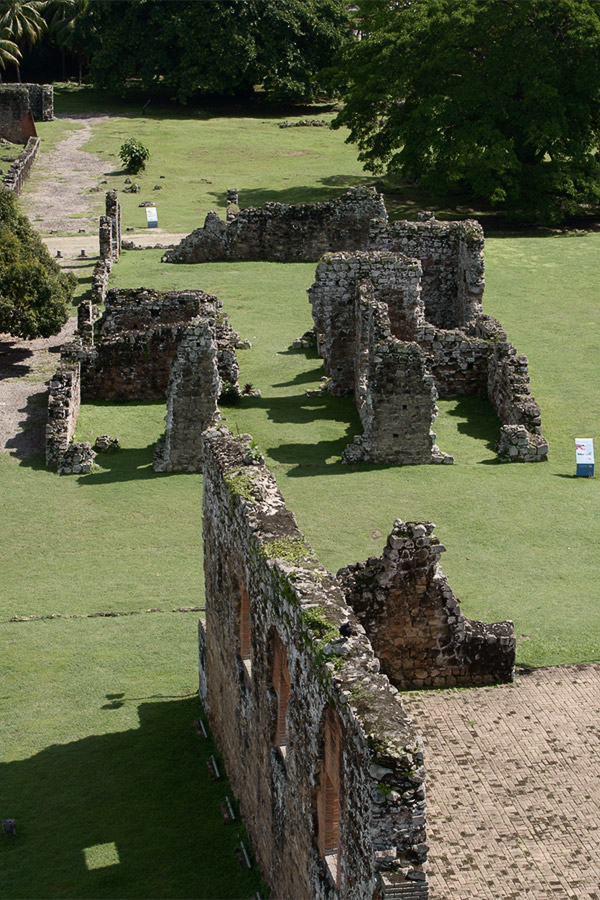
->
(367, 216), (485, 329)
(200, 427), (429, 900)
(0, 86), (36, 143)
(337, 521), (516, 689)
(75, 288), (240, 402)
(343, 279), (450, 467)
(2, 136), (40, 194)
(309, 221), (548, 463)
(153, 318), (223, 473)
(162, 187), (388, 264)
(78, 192), (122, 343)
(1, 83), (54, 121)
(45, 360), (95, 474)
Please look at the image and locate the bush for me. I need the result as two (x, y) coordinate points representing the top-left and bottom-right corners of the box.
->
(0, 189), (75, 340)
(119, 138), (150, 174)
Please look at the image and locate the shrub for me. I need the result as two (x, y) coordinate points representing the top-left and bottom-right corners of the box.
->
(119, 138), (150, 174)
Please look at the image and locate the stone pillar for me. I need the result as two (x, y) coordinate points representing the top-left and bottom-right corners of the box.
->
(105, 190), (121, 259)
(226, 188), (239, 221)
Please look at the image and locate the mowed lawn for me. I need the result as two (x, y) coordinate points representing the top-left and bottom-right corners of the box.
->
(1, 89), (599, 898)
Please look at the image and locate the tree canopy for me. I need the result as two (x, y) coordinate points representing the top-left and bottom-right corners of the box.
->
(75, 0), (351, 103)
(332, 0), (600, 223)
(0, 188), (75, 339)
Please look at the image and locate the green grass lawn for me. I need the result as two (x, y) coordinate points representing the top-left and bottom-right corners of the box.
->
(2, 87), (599, 899)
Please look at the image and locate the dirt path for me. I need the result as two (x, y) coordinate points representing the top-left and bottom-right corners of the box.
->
(20, 114), (112, 234)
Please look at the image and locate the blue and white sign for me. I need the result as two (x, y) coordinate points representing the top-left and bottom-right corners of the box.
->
(575, 438), (594, 477)
(146, 206), (158, 228)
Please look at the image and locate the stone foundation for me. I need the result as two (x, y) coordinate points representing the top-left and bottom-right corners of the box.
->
(201, 427), (429, 899)
(338, 520), (516, 690)
(162, 187), (387, 263)
(1, 83), (53, 121)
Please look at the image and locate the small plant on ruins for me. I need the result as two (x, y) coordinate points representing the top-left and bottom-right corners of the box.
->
(242, 383), (254, 395)
(119, 138), (150, 174)
(219, 381), (240, 406)
(225, 471), (255, 502)
(261, 537), (313, 566)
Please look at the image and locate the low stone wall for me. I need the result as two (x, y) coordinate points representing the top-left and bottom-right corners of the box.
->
(162, 187), (387, 264)
(342, 280), (450, 467)
(78, 192), (122, 344)
(338, 520), (516, 690)
(45, 361), (95, 474)
(2, 136), (40, 193)
(309, 251), (425, 396)
(368, 215), (485, 328)
(201, 427), (429, 899)
(153, 318), (222, 472)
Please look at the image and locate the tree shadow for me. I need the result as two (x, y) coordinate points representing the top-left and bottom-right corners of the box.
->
(207, 176), (374, 210)
(0, 696), (263, 899)
(0, 339), (33, 379)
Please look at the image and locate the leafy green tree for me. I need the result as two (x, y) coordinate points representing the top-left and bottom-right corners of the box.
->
(0, 0), (46, 81)
(78, 0), (351, 103)
(332, 0), (600, 223)
(44, 0), (88, 84)
(119, 138), (150, 174)
(0, 188), (75, 339)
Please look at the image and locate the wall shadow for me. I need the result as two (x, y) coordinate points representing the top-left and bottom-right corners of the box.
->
(76, 444), (163, 485)
(5, 387), (48, 459)
(0, 696), (263, 899)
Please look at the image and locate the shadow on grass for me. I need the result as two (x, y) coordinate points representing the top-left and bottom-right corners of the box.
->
(443, 395), (502, 461)
(77, 445), (160, 485)
(211, 177), (374, 209)
(0, 696), (263, 900)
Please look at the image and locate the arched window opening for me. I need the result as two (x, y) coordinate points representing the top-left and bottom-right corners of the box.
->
(317, 708), (342, 887)
(272, 633), (290, 757)
(239, 586), (252, 677)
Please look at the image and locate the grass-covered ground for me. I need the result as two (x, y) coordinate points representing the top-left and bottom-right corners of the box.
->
(2, 87), (599, 898)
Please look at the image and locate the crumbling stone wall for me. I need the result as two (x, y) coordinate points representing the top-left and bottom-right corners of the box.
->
(75, 288), (240, 402)
(153, 318), (222, 472)
(1, 83), (53, 120)
(162, 187), (387, 264)
(201, 427), (429, 900)
(0, 85), (36, 143)
(309, 251), (425, 396)
(78, 192), (122, 344)
(309, 228), (547, 463)
(45, 360), (95, 474)
(368, 216), (485, 329)
(338, 520), (515, 689)
(2, 136), (40, 193)
(343, 280), (451, 466)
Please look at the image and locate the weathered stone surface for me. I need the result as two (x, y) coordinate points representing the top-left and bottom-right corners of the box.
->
(153, 318), (222, 472)
(1, 136), (39, 193)
(163, 187), (387, 264)
(338, 520), (516, 689)
(45, 360), (95, 474)
(201, 427), (429, 899)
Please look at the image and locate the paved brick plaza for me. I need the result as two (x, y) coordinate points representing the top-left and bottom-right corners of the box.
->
(403, 664), (600, 900)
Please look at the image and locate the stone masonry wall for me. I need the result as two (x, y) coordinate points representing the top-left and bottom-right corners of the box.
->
(162, 187), (387, 264)
(201, 427), (429, 899)
(342, 280), (450, 467)
(153, 318), (222, 472)
(79, 192), (122, 344)
(368, 217), (485, 329)
(1, 83), (54, 120)
(337, 520), (516, 689)
(0, 86), (35, 143)
(75, 288), (240, 401)
(45, 360), (95, 474)
(2, 136), (40, 193)
(309, 251), (425, 396)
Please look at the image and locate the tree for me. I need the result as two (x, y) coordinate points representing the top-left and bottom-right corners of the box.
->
(332, 0), (600, 223)
(119, 138), (150, 174)
(0, 27), (21, 81)
(0, 188), (75, 339)
(44, 0), (88, 84)
(78, 0), (351, 103)
(0, 0), (46, 81)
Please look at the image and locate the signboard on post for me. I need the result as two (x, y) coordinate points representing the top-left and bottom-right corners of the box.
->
(575, 438), (594, 477)
(146, 206), (158, 228)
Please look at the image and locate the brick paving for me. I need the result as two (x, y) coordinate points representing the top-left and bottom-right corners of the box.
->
(403, 665), (600, 900)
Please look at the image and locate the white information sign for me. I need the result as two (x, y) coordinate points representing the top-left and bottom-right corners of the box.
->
(575, 438), (594, 464)
(146, 206), (158, 228)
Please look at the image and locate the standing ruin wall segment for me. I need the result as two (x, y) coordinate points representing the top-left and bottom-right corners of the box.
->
(200, 426), (516, 898)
